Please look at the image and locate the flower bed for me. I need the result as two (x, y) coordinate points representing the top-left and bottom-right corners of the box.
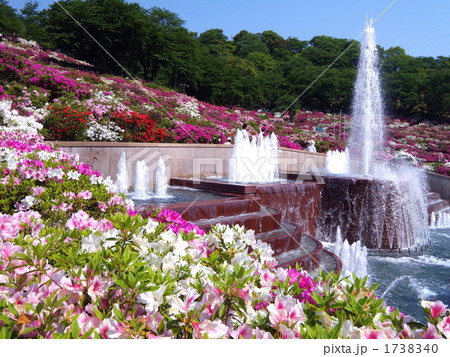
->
(0, 35), (448, 176)
(0, 110), (449, 339)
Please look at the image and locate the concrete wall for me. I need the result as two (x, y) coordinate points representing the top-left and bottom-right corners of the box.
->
(56, 142), (326, 188)
(427, 172), (450, 201)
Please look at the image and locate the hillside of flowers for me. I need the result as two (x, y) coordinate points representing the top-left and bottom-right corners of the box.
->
(1, 74), (450, 339)
(0, 34), (449, 177)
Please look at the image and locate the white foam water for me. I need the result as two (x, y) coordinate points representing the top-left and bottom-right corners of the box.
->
(131, 160), (151, 199)
(116, 151), (129, 194)
(371, 254), (450, 269)
(154, 157), (168, 197)
(334, 226), (368, 278)
(430, 211), (450, 228)
(347, 20), (384, 176)
(325, 148), (350, 174)
(229, 129), (279, 183)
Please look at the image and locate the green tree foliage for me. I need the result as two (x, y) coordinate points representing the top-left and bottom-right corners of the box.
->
(19, 1), (47, 43)
(233, 30), (268, 57)
(0, 0), (25, 36)
(5, 0), (450, 123)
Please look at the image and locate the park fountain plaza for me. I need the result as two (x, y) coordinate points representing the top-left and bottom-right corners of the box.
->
(113, 21), (449, 318)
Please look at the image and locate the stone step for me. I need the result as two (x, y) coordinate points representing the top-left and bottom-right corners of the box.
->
(316, 248), (342, 275)
(427, 199), (450, 214)
(426, 192), (441, 202)
(256, 221), (302, 256)
(274, 235), (323, 271)
(193, 206), (281, 234)
(427, 194), (443, 205)
(164, 197), (261, 222)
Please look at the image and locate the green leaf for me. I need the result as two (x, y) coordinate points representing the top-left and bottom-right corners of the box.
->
(81, 328), (95, 339)
(0, 327), (12, 339)
(71, 321), (81, 339)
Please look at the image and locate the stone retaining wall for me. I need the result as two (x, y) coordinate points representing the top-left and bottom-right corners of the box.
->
(55, 142), (326, 188)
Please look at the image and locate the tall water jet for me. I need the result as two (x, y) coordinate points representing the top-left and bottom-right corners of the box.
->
(229, 129), (279, 183)
(132, 160), (150, 199)
(116, 151), (129, 194)
(347, 19), (385, 176)
(154, 157), (168, 197)
(316, 20), (430, 250)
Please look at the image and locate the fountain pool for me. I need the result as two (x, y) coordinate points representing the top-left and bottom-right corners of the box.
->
(132, 186), (226, 206)
(368, 227), (450, 322)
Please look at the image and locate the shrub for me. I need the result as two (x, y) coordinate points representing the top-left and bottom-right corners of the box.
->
(42, 106), (91, 141)
(112, 111), (166, 142)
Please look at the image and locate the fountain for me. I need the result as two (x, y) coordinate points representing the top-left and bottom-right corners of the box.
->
(347, 20), (385, 177)
(131, 160), (150, 200)
(317, 20), (430, 250)
(430, 211), (450, 228)
(229, 129), (279, 183)
(325, 148), (350, 174)
(154, 157), (169, 197)
(334, 226), (368, 278)
(116, 151), (129, 194)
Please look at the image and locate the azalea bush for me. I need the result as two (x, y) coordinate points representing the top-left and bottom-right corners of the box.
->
(42, 106), (91, 141)
(112, 111), (166, 143)
(1, 206), (449, 339)
(0, 115), (449, 338)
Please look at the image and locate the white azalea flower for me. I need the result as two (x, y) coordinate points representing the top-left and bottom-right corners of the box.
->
(81, 234), (103, 253)
(21, 195), (36, 209)
(162, 252), (178, 274)
(173, 237), (189, 257)
(137, 285), (166, 314)
(67, 170), (81, 180)
(143, 219), (159, 234)
(160, 230), (176, 244)
(222, 228), (235, 245)
(47, 168), (65, 180)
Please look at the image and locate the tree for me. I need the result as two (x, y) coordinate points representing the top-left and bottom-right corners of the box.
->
(19, 1), (47, 43)
(233, 30), (268, 57)
(210, 56), (263, 108)
(260, 30), (287, 53)
(139, 7), (202, 86)
(0, 0), (25, 36)
(198, 28), (232, 56)
(303, 35), (359, 68)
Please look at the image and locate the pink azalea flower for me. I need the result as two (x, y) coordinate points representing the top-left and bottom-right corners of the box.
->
(127, 208), (138, 217)
(193, 319), (229, 339)
(77, 312), (101, 335)
(0, 242), (22, 260)
(361, 328), (385, 339)
(87, 275), (111, 300)
(279, 325), (296, 339)
(230, 323), (254, 339)
(31, 186), (45, 195)
(255, 328), (274, 339)
(98, 318), (125, 339)
(77, 190), (93, 199)
(424, 323), (443, 339)
(268, 307), (289, 327)
(429, 301), (448, 319)
(287, 268), (302, 282)
(66, 210), (98, 230)
(437, 316), (450, 338)
(261, 269), (276, 286)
